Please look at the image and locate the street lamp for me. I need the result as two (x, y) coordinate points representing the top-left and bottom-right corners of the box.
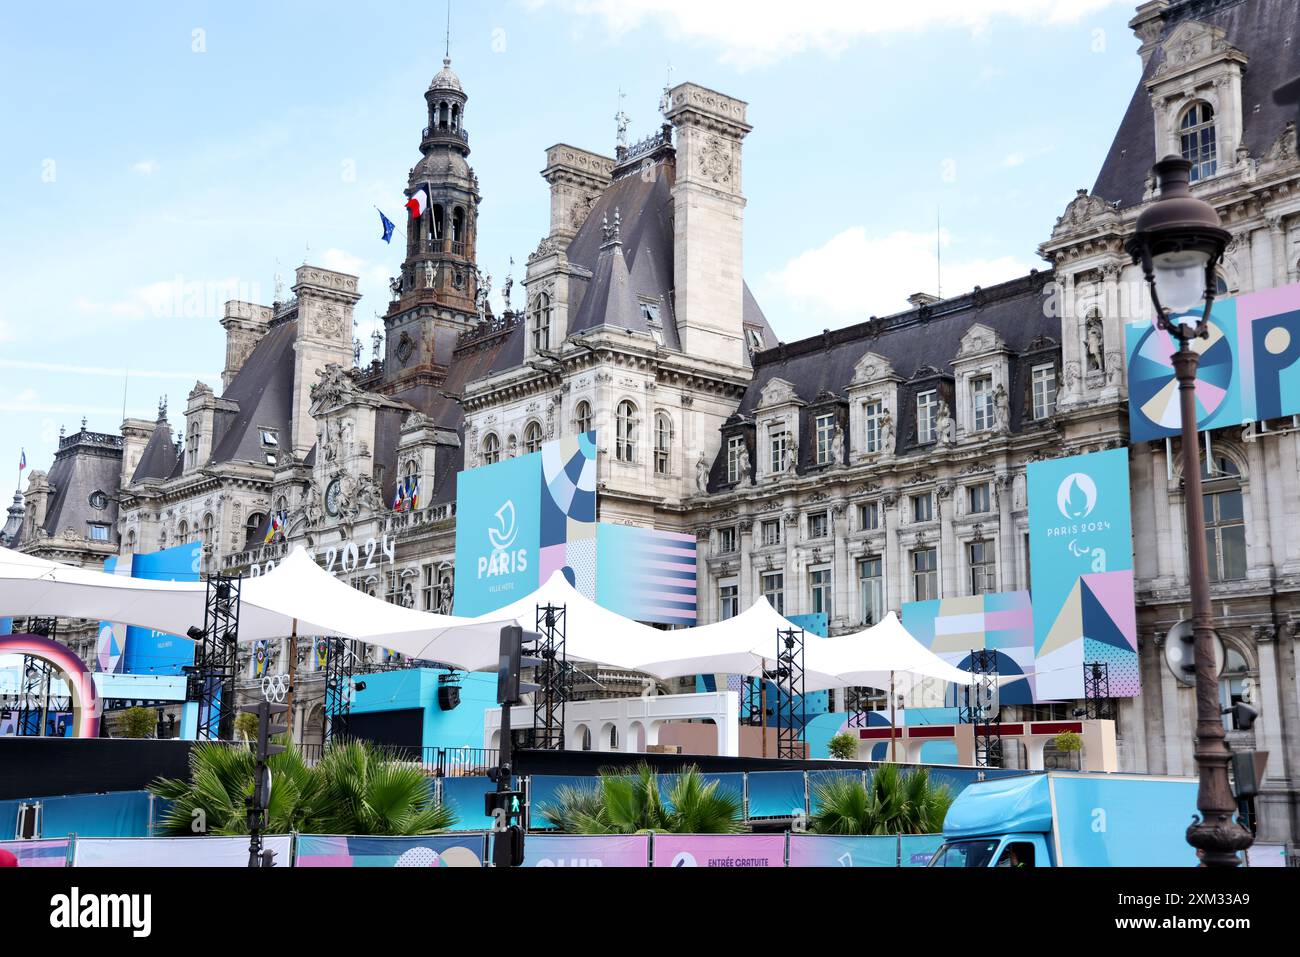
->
(1126, 155), (1252, 867)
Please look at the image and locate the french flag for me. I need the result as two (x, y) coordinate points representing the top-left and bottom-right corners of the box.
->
(405, 188), (428, 220)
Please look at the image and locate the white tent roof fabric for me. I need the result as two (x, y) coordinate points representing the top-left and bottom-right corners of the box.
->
(0, 546), (981, 689)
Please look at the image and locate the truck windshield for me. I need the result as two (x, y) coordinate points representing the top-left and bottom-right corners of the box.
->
(927, 839), (1000, 868)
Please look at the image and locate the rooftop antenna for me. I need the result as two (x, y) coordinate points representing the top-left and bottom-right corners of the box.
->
(445, 0), (452, 59)
(659, 61), (675, 118)
(936, 206), (942, 301)
(121, 367), (130, 424)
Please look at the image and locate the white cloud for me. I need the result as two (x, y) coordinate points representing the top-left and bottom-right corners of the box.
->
(0, 359), (218, 380)
(132, 159), (160, 176)
(529, 0), (1125, 68)
(14, 388), (38, 404)
(72, 275), (263, 322)
(0, 318), (11, 344)
(762, 226), (1034, 328)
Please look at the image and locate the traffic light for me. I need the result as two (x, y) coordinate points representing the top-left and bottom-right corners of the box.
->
(496, 625), (543, 705)
(239, 701), (289, 760)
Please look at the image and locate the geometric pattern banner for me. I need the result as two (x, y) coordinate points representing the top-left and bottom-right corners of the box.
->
(1028, 448), (1139, 700)
(1127, 280), (1300, 442)
(902, 591), (1037, 703)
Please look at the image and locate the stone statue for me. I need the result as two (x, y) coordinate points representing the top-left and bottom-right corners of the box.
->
(615, 107), (631, 149)
(475, 270), (492, 323)
(300, 480), (324, 530)
(879, 409), (896, 455)
(695, 451), (709, 493)
(936, 401), (955, 446)
(355, 475), (385, 516)
(829, 423), (844, 467)
(1085, 314), (1105, 372)
(785, 442), (798, 475)
(738, 444), (753, 487)
(340, 417), (355, 457)
(502, 265), (513, 314)
(389, 275), (402, 299)
(437, 577), (454, 615)
(400, 583), (415, 609)
(993, 383), (1011, 432)
(423, 260), (435, 289)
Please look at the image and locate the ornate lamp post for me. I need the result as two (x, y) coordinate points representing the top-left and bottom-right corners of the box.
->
(1126, 156), (1252, 867)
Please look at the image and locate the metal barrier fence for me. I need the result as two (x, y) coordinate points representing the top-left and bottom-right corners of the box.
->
(296, 744), (498, 777)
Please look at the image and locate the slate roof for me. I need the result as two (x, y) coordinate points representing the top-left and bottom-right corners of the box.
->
(131, 415), (179, 483)
(41, 430), (123, 542)
(1092, 0), (1300, 208)
(207, 320), (298, 467)
(710, 271), (1060, 489)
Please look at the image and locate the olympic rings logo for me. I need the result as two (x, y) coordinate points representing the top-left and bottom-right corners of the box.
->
(261, 674), (291, 703)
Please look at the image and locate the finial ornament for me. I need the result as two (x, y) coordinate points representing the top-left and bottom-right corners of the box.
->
(615, 88), (630, 149)
(602, 208), (622, 244)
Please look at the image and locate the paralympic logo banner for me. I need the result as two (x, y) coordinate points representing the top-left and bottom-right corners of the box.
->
(453, 432), (596, 615)
(1027, 448), (1138, 701)
(1126, 280), (1300, 442)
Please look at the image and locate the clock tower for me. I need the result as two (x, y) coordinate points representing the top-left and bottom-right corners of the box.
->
(378, 57), (484, 394)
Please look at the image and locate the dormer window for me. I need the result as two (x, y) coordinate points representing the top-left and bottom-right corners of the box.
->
(531, 293), (551, 352)
(971, 376), (993, 432)
(726, 435), (745, 485)
(1180, 102), (1217, 182)
(814, 413), (836, 466)
(917, 390), (939, 444)
(259, 429), (278, 448)
(745, 327), (765, 354)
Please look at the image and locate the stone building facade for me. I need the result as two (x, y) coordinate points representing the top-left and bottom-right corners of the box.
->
(12, 0), (1300, 849)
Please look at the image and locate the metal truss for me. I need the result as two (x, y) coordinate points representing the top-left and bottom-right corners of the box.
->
(771, 627), (806, 760)
(190, 575), (240, 740)
(530, 603), (569, 749)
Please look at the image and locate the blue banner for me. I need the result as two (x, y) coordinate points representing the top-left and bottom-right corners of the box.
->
(1027, 448), (1138, 700)
(101, 543), (202, 676)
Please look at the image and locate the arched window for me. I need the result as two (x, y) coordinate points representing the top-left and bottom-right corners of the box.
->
(1202, 455), (1246, 582)
(187, 421), (200, 470)
(654, 411), (672, 475)
(452, 207), (464, 251)
(178, 520), (188, 542)
(1180, 102), (1217, 182)
(431, 204), (444, 243)
(159, 528), (168, 549)
(575, 400), (593, 435)
(524, 421), (543, 454)
(438, 100), (450, 128)
(125, 530), (136, 555)
(202, 513), (214, 545)
(451, 104), (460, 130)
(531, 293), (551, 352)
(482, 433), (500, 466)
(246, 512), (265, 548)
(1219, 645), (1253, 730)
(616, 400), (638, 463)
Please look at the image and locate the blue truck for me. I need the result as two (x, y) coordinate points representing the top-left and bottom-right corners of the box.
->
(928, 772), (1201, 867)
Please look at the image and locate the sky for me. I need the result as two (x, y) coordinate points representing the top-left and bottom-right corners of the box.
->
(0, 0), (1144, 490)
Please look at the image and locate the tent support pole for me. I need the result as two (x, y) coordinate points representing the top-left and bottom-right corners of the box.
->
(286, 618), (297, 743)
(889, 671), (896, 763)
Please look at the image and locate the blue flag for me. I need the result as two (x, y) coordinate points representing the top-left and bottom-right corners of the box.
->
(378, 209), (395, 244)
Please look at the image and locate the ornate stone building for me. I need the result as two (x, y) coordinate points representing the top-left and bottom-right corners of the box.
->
(13, 0), (1300, 849)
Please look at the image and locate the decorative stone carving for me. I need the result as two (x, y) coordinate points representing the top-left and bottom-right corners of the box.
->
(310, 363), (362, 412)
(695, 452), (709, 493)
(829, 423), (844, 467)
(698, 135), (734, 185)
(993, 383), (1010, 433)
(1085, 313), (1105, 373)
(935, 401), (954, 446)
(738, 444), (753, 487)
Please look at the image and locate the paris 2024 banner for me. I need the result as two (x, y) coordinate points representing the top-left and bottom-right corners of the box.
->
(1027, 447), (1139, 701)
(1126, 280), (1300, 442)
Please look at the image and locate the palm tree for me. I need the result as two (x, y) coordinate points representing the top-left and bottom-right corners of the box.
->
(538, 764), (743, 834)
(149, 739), (318, 836)
(809, 765), (953, 835)
(149, 738), (454, 836)
(304, 740), (455, 835)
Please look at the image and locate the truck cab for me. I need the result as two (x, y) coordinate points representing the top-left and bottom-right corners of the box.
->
(928, 772), (1200, 867)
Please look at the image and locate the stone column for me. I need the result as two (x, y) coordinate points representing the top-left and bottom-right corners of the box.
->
(996, 472), (1014, 590)
(1156, 631), (1190, 776)
(1251, 625), (1287, 785)
(738, 518), (754, 609)
(1244, 437), (1274, 571)
(832, 500), (850, 633)
(938, 482), (957, 597)
(783, 509), (800, 616)
(882, 491), (900, 614)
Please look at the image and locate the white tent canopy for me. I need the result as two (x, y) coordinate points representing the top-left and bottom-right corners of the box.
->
(804, 612), (983, 691)
(2, 546), (989, 694)
(463, 570), (661, 672)
(239, 548), (506, 662)
(627, 597), (842, 689)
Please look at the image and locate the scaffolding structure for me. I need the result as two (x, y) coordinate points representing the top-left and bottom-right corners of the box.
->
(189, 575), (240, 741)
(529, 604), (569, 749)
(322, 638), (360, 744)
(960, 649), (1002, 768)
(1082, 661), (1115, 721)
(771, 627), (806, 760)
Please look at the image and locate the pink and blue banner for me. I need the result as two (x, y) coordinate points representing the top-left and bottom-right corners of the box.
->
(294, 834), (485, 867)
(1126, 280), (1300, 442)
(652, 834), (785, 868)
(0, 839), (70, 867)
(521, 834), (650, 867)
(902, 591), (1036, 703)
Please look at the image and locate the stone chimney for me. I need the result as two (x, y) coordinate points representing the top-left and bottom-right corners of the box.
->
(541, 144), (614, 249)
(666, 82), (753, 368)
(290, 265), (361, 459)
(119, 414), (157, 487)
(908, 292), (942, 307)
(220, 300), (274, 390)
